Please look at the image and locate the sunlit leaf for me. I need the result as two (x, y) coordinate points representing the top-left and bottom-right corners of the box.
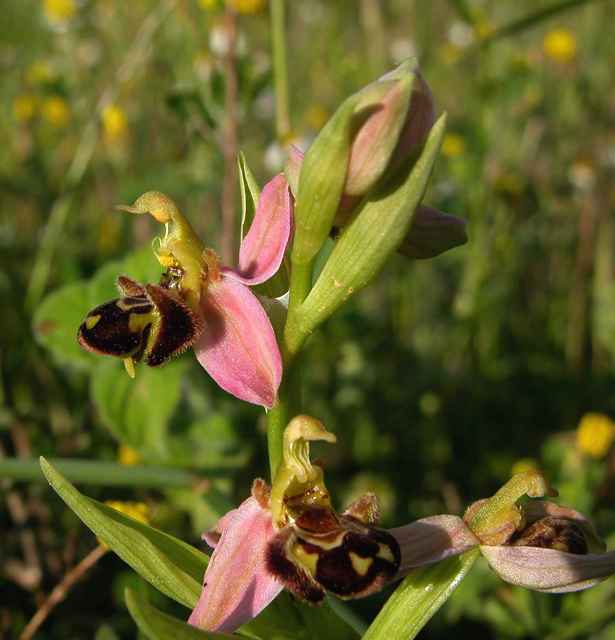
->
(40, 457), (207, 609)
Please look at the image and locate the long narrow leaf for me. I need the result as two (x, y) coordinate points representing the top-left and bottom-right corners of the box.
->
(40, 457), (207, 608)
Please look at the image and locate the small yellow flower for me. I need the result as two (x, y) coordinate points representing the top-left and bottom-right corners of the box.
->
(13, 94), (38, 122)
(226, 0), (267, 15)
(199, 0), (223, 9)
(43, 0), (77, 24)
(98, 501), (151, 549)
(102, 105), (129, 143)
(305, 104), (329, 131)
(25, 60), (58, 85)
(511, 458), (539, 477)
(441, 133), (466, 159)
(576, 413), (615, 459)
(543, 29), (578, 63)
(475, 19), (495, 41)
(41, 96), (71, 127)
(438, 43), (461, 65)
(117, 444), (141, 466)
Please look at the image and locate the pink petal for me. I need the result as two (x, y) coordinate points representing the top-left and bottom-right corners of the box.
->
(234, 174), (294, 286)
(188, 497), (283, 633)
(480, 545), (615, 593)
(344, 78), (412, 196)
(389, 515), (479, 576)
(194, 275), (282, 408)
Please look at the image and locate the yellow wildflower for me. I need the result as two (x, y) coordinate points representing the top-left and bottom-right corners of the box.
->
(475, 19), (495, 41)
(439, 43), (461, 65)
(13, 94), (38, 122)
(117, 445), (141, 466)
(26, 60), (58, 85)
(576, 413), (615, 459)
(543, 29), (578, 63)
(226, 0), (267, 15)
(441, 133), (466, 159)
(305, 104), (329, 131)
(41, 96), (71, 127)
(199, 0), (223, 9)
(101, 105), (129, 143)
(511, 458), (539, 477)
(98, 501), (151, 549)
(43, 0), (77, 24)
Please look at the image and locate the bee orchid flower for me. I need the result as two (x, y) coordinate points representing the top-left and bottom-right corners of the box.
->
(78, 174), (293, 408)
(188, 415), (401, 633)
(390, 471), (615, 593)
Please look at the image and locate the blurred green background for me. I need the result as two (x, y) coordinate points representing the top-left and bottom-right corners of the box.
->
(2, 0), (615, 638)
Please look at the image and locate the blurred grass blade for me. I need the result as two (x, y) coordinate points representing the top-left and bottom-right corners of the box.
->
(362, 548), (480, 640)
(485, 0), (606, 42)
(40, 457), (207, 609)
(0, 457), (233, 487)
(125, 588), (235, 639)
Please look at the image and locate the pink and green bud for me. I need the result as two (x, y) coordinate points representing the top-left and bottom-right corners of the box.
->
(344, 59), (435, 196)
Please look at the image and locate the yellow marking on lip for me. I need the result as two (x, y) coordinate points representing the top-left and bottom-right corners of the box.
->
(349, 552), (373, 577)
(85, 315), (101, 330)
(291, 543), (319, 575)
(376, 543), (395, 564)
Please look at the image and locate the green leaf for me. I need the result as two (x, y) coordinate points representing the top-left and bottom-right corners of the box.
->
(40, 457), (207, 609)
(297, 113), (447, 334)
(238, 152), (261, 239)
(362, 548), (480, 640)
(91, 358), (186, 457)
(291, 81), (396, 266)
(32, 281), (97, 371)
(125, 588), (235, 640)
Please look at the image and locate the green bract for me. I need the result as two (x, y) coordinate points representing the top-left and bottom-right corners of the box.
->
(297, 113), (447, 335)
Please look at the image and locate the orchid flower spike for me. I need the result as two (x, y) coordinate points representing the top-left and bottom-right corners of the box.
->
(389, 470), (615, 594)
(78, 174), (293, 407)
(189, 415), (400, 634)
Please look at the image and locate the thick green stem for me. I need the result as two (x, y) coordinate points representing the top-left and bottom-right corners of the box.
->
(270, 0), (291, 140)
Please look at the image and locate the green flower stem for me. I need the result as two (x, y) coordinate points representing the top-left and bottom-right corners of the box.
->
(270, 0), (291, 140)
(266, 256), (315, 479)
(0, 458), (231, 487)
(362, 548), (480, 640)
(267, 352), (303, 480)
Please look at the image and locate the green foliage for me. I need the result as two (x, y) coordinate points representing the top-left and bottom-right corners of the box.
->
(41, 457), (208, 608)
(3, 0), (615, 638)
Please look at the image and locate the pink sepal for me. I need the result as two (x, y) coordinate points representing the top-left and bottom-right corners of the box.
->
(234, 174), (294, 285)
(188, 496), (283, 633)
(397, 205), (468, 260)
(194, 275), (282, 408)
(389, 67), (435, 168)
(480, 545), (615, 593)
(389, 515), (480, 576)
